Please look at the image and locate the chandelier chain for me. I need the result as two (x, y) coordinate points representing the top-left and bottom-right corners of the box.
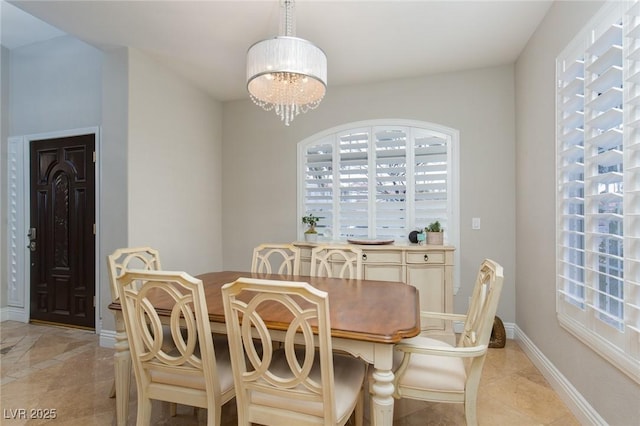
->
(282, 0), (295, 37)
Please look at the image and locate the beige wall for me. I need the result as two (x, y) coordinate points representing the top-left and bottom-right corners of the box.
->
(222, 64), (517, 322)
(101, 48), (225, 332)
(99, 48), (129, 332)
(0, 39), (223, 334)
(127, 49), (223, 276)
(516, 0), (640, 423)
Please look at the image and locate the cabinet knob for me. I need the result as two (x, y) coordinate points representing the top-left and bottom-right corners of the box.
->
(362, 253), (367, 261)
(424, 254), (429, 262)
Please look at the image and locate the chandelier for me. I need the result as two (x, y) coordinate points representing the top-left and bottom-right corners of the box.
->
(246, 0), (327, 126)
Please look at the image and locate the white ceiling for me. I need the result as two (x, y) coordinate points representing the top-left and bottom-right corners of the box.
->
(1, 1), (65, 49)
(2, 0), (553, 102)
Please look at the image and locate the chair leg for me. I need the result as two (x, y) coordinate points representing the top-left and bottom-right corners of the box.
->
(355, 388), (364, 426)
(136, 396), (152, 426)
(237, 409), (249, 426)
(465, 399), (478, 426)
(206, 404), (221, 426)
(169, 403), (177, 417)
(108, 379), (116, 398)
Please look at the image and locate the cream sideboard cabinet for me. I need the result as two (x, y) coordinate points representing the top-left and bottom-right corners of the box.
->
(294, 242), (455, 343)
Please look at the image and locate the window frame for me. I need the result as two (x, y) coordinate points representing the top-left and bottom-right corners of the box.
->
(297, 119), (460, 290)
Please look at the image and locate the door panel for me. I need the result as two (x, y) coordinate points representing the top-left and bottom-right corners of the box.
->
(30, 134), (95, 328)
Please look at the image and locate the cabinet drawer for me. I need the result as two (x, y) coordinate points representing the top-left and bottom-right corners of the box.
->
(361, 250), (403, 264)
(406, 251), (445, 264)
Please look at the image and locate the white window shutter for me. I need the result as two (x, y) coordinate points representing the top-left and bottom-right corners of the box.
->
(556, 0), (640, 383)
(413, 129), (450, 236)
(623, 0), (640, 352)
(303, 137), (334, 235)
(338, 128), (370, 238)
(373, 127), (407, 239)
(299, 121), (457, 243)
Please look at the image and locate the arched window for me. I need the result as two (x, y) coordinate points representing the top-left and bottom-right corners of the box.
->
(297, 119), (459, 248)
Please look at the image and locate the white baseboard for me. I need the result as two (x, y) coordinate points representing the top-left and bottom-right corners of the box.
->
(453, 320), (515, 339)
(514, 324), (605, 426)
(0, 306), (29, 323)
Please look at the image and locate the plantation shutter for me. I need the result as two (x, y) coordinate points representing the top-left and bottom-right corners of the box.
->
(338, 128), (370, 239)
(414, 129), (450, 234)
(586, 8), (626, 339)
(373, 127), (407, 239)
(624, 1), (640, 349)
(557, 42), (586, 311)
(299, 121), (458, 245)
(556, 0), (640, 383)
(303, 138), (334, 235)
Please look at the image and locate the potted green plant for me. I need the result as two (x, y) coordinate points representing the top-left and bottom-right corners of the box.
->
(302, 213), (321, 242)
(425, 220), (444, 245)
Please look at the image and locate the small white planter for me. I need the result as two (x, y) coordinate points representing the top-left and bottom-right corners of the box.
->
(304, 233), (318, 242)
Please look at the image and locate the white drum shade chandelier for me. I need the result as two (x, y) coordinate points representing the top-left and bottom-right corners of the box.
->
(246, 0), (327, 126)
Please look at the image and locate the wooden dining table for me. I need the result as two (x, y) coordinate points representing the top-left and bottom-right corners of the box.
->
(109, 270), (421, 426)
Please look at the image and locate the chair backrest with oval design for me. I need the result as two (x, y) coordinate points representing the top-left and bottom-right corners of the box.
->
(221, 277), (365, 426)
(107, 247), (162, 302)
(251, 243), (300, 275)
(310, 245), (363, 279)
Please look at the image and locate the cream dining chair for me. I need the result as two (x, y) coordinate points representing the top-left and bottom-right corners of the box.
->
(107, 247), (162, 302)
(107, 247), (215, 418)
(391, 259), (505, 426)
(117, 269), (235, 426)
(107, 247), (163, 399)
(251, 243), (300, 275)
(310, 245), (363, 279)
(221, 277), (366, 426)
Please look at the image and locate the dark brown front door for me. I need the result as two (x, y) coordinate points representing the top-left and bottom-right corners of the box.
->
(30, 134), (96, 328)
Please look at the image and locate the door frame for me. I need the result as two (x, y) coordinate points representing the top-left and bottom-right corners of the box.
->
(5, 127), (101, 332)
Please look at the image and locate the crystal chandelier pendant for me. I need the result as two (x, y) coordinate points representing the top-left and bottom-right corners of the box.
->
(246, 0), (327, 126)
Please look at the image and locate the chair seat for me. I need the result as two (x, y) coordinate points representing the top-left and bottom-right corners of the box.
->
(394, 336), (466, 392)
(150, 337), (234, 393)
(251, 349), (366, 420)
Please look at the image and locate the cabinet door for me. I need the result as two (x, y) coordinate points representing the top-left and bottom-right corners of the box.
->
(406, 265), (445, 333)
(363, 264), (405, 282)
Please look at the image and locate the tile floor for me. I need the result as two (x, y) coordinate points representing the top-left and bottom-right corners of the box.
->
(0, 321), (579, 425)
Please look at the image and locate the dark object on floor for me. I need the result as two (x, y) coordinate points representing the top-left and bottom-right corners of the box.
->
(489, 315), (506, 348)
